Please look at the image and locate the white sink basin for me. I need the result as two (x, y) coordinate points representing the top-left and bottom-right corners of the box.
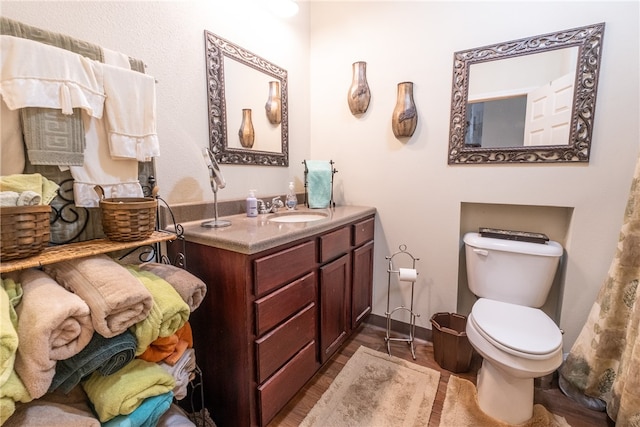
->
(267, 211), (329, 223)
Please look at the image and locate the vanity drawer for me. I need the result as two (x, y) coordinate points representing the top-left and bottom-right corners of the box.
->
(255, 272), (316, 336)
(319, 226), (350, 263)
(255, 303), (316, 383)
(353, 217), (375, 247)
(258, 340), (318, 427)
(254, 240), (316, 296)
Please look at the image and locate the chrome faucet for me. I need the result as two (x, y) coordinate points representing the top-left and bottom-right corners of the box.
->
(258, 197), (284, 214)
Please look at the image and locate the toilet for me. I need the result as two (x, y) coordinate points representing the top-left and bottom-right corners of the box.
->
(463, 232), (564, 424)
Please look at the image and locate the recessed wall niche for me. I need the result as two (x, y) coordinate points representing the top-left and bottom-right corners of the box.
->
(457, 202), (574, 325)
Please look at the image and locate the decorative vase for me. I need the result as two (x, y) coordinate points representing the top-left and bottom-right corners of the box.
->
(238, 109), (255, 148)
(264, 81), (282, 125)
(347, 61), (371, 115)
(392, 81), (417, 138)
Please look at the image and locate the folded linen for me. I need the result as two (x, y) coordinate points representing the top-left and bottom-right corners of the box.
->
(0, 370), (33, 424)
(6, 268), (94, 399)
(305, 160), (332, 208)
(159, 348), (196, 401)
(157, 403), (197, 427)
(139, 322), (193, 364)
(43, 254), (153, 339)
(82, 358), (175, 422)
(49, 329), (137, 394)
(138, 262), (207, 312)
(125, 266), (190, 355)
(96, 62), (160, 162)
(67, 113), (143, 208)
(0, 173), (59, 205)
(0, 94), (25, 174)
(102, 391), (173, 427)
(0, 35), (105, 117)
(3, 384), (100, 427)
(0, 284), (19, 388)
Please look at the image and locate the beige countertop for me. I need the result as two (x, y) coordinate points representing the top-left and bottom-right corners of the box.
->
(168, 205), (376, 255)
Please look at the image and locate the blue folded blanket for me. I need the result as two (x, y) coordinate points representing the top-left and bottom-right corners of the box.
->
(102, 391), (173, 427)
(49, 330), (137, 394)
(306, 160), (332, 208)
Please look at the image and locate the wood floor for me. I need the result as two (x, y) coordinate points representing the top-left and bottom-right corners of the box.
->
(268, 322), (612, 427)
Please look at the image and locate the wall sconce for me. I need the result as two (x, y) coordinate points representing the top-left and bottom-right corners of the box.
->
(265, 81), (282, 125)
(392, 82), (417, 138)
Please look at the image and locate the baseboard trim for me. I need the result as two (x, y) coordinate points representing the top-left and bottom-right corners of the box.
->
(366, 313), (432, 342)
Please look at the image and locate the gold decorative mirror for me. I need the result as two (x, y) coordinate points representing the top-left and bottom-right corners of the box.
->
(204, 31), (288, 166)
(448, 23), (605, 164)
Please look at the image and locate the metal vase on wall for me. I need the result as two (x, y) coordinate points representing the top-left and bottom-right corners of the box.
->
(238, 109), (255, 148)
(347, 61), (371, 115)
(392, 81), (417, 138)
(265, 81), (282, 125)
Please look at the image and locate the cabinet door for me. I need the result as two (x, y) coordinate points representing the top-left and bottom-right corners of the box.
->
(352, 240), (374, 329)
(319, 253), (351, 363)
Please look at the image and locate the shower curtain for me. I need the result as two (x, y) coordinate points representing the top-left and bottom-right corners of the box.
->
(559, 154), (640, 427)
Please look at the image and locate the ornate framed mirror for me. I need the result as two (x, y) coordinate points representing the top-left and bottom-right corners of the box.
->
(204, 31), (288, 166)
(447, 23), (605, 164)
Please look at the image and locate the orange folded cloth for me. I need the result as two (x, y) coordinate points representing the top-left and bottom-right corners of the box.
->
(139, 322), (192, 365)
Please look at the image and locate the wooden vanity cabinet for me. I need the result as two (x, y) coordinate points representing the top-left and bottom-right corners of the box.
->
(174, 214), (375, 427)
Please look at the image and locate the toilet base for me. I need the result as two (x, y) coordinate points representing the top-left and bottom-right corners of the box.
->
(477, 359), (534, 424)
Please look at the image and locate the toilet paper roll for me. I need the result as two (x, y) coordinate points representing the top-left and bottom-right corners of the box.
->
(398, 268), (417, 282)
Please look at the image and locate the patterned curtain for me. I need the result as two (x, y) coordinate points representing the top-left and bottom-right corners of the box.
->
(559, 154), (640, 427)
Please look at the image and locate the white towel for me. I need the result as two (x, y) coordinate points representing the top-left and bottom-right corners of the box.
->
(95, 62), (160, 162)
(68, 114), (143, 207)
(0, 35), (104, 118)
(0, 95), (25, 175)
(159, 348), (196, 401)
(102, 48), (132, 70)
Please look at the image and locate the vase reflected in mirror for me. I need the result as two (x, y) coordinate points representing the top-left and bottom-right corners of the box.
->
(238, 109), (255, 148)
(265, 81), (282, 125)
(392, 81), (417, 138)
(348, 61), (371, 115)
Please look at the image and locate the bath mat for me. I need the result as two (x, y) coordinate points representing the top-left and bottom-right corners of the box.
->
(440, 375), (571, 427)
(300, 345), (440, 427)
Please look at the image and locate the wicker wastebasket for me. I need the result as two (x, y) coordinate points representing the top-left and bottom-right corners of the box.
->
(430, 312), (474, 373)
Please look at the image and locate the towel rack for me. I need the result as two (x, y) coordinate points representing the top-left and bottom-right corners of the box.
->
(302, 160), (338, 208)
(385, 244), (420, 359)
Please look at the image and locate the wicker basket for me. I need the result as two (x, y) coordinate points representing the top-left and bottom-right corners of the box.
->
(0, 205), (51, 261)
(100, 197), (157, 242)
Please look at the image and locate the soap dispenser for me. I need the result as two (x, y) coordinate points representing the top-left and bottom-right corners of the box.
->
(246, 190), (258, 217)
(285, 182), (297, 210)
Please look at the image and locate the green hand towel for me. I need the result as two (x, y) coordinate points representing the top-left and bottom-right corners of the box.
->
(306, 160), (332, 208)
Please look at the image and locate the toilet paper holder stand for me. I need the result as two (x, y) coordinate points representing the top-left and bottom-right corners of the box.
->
(385, 244), (420, 359)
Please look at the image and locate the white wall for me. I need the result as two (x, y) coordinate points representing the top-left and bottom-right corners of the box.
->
(1, 0), (312, 204)
(3, 1), (639, 351)
(309, 1), (640, 351)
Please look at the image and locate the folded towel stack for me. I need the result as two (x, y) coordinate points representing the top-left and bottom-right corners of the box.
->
(43, 255), (153, 339)
(82, 358), (175, 422)
(49, 330), (137, 394)
(159, 348), (197, 400)
(138, 263), (207, 312)
(126, 266), (190, 356)
(6, 268), (94, 399)
(305, 160), (333, 208)
(0, 173), (59, 205)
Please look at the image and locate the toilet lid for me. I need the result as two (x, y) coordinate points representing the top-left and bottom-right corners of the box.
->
(471, 298), (562, 356)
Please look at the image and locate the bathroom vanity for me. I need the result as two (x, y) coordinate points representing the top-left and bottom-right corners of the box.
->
(168, 206), (376, 427)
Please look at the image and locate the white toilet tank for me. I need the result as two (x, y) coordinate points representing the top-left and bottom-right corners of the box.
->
(463, 232), (563, 307)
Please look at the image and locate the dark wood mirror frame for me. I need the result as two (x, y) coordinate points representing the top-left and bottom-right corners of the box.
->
(204, 30), (289, 166)
(448, 22), (605, 165)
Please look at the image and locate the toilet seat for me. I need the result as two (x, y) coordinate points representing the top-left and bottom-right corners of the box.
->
(470, 298), (562, 360)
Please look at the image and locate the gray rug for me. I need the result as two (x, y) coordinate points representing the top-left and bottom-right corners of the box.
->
(300, 346), (440, 427)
